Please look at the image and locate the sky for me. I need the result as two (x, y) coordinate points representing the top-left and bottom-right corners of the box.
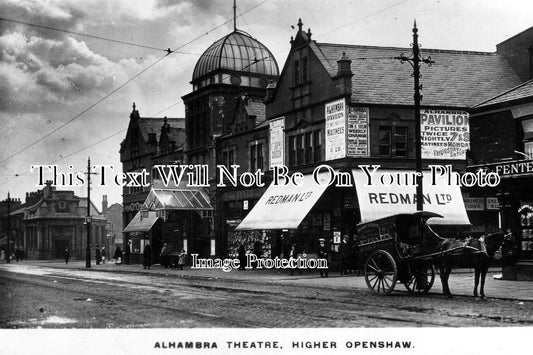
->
(1, 0), (532, 210)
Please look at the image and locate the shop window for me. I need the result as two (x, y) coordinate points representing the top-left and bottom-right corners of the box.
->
(524, 141), (533, 159)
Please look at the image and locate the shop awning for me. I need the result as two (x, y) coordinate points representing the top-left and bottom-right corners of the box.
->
(142, 186), (212, 211)
(352, 169), (470, 225)
(236, 172), (331, 230)
(123, 211), (159, 233)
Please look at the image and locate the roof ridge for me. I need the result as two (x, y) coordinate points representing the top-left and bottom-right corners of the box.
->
(475, 78), (533, 107)
(316, 42), (496, 56)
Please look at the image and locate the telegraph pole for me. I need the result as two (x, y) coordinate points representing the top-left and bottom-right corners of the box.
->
(6, 192), (10, 263)
(395, 21), (434, 211)
(85, 157), (92, 268)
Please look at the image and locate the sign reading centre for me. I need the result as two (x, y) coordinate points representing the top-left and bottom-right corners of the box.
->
(421, 109), (470, 160)
(325, 98), (370, 160)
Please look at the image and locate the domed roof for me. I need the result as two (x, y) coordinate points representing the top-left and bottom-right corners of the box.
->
(192, 30), (279, 82)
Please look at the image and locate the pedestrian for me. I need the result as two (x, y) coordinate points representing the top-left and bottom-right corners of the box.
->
(237, 244), (246, 270)
(160, 243), (170, 268)
(15, 246), (20, 262)
(177, 249), (187, 270)
(124, 240), (131, 265)
(0, 249), (5, 261)
(339, 235), (351, 275)
(64, 247), (70, 265)
(113, 245), (122, 265)
(317, 238), (329, 278)
(143, 243), (152, 269)
(289, 243), (301, 276)
(95, 244), (101, 265)
(101, 246), (106, 264)
(19, 246), (25, 261)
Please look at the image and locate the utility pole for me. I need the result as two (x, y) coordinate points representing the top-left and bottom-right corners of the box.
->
(86, 157), (92, 268)
(6, 192), (10, 263)
(395, 20), (434, 211)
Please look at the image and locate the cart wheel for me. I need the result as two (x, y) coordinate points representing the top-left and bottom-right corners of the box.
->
(403, 264), (435, 294)
(364, 250), (398, 295)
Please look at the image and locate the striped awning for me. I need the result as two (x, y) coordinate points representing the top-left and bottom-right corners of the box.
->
(141, 187), (212, 211)
(123, 211), (159, 233)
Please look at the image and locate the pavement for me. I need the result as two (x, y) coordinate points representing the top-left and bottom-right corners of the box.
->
(2, 259), (533, 302)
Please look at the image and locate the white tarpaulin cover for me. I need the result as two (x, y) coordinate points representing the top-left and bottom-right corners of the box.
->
(236, 173), (330, 230)
(352, 169), (470, 225)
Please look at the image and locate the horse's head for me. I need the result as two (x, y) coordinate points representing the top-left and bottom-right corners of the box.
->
(483, 231), (506, 257)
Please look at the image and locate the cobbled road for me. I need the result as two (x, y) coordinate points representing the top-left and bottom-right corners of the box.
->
(1, 265), (532, 328)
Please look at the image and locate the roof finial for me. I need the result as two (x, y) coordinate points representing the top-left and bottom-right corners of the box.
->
(132, 102), (136, 111)
(297, 18), (303, 32)
(233, 0), (237, 31)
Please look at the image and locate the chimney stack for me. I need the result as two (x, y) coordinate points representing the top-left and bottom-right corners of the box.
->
(102, 195), (108, 211)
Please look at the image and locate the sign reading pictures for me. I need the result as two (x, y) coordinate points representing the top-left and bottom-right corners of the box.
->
(347, 107), (370, 157)
(325, 98), (346, 160)
(421, 109), (470, 160)
(269, 117), (285, 167)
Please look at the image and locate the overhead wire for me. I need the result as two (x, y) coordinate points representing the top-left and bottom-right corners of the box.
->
(0, 0), (271, 167)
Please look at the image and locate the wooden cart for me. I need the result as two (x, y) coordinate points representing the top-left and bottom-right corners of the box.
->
(356, 211), (472, 295)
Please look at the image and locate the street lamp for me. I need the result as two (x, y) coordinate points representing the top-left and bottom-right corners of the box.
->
(395, 21), (434, 211)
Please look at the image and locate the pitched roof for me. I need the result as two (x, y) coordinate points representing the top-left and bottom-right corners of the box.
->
(138, 117), (184, 143)
(167, 127), (186, 147)
(315, 43), (522, 108)
(474, 78), (533, 109)
(244, 100), (266, 122)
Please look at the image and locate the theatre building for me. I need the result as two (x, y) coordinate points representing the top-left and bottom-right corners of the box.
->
(232, 20), (524, 259)
(181, 26), (280, 257)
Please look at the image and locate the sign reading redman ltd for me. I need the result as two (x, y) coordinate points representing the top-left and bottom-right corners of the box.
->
(421, 109), (470, 160)
(352, 169), (470, 225)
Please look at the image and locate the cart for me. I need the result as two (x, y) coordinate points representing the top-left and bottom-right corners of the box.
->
(356, 211), (459, 295)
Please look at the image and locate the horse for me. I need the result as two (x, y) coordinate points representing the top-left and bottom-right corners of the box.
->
(436, 231), (508, 299)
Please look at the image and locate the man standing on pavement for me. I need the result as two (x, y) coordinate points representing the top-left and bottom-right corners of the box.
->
(317, 238), (329, 278)
(64, 247), (70, 265)
(101, 246), (106, 264)
(95, 244), (101, 265)
(143, 243), (152, 269)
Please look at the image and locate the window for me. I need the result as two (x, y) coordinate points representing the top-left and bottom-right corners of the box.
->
(302, 57), (308, 82)
(305, 132), (313, 163)
(249, 143), (264, 171)
(379, 125), (408, 157)
(289, 136), (296, 166)
(394, 126), (408, 157)
(294, 60), (300, 86)
(288, 130), (322, 167)
(296, 134), (304, 165)
(379, 126), (391, 156)
(221, 147), (235, 169)
(313, 130), (322, 162)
